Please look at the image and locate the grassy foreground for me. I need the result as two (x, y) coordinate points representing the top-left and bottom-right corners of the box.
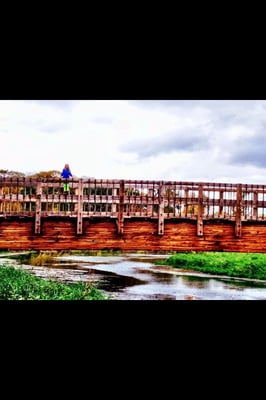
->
(156, 252), (266, 280)
(0, 264), (108, 300)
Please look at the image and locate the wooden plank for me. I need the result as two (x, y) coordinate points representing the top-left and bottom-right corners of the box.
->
(1, 217), (266, 252)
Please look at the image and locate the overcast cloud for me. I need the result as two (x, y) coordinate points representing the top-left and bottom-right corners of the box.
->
(1, 99), (266, 184)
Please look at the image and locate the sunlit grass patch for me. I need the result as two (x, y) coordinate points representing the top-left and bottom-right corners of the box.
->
(155, 251), (266, 280)
(0, 264), (108, 300)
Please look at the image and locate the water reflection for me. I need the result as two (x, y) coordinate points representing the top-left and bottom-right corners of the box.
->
(176, 275), (210, 288)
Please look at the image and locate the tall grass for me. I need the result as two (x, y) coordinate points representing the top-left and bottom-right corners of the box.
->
(156, 252), (266, 280)
(0, 265), (108, 300)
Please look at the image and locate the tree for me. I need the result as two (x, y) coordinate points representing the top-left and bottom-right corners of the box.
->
(28, 170), (61, 179)
(0, 169), (25, 178)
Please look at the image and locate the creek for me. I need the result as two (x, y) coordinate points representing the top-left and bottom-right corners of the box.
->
(4, 252), (266, 300)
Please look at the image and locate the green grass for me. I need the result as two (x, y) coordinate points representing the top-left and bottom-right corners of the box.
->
(0, 264), (108, 300)
(155, 251), (266, 280)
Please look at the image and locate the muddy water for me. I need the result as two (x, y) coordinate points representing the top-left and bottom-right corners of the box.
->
(8, 253), (266, 300)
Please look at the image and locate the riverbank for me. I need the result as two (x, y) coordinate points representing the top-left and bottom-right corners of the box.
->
(155, 251), (266, 281)
(2, 250), (266, 300)
(150, 264), (266, 283)
(0, 264), (108, 300)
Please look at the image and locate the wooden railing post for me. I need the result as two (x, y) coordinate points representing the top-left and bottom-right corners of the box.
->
(112, 187), (118, 214)
(253, 191), (258, 219)
(117, 180), (124, 234)
(219, 190), (224, 218)
(77, 179), (83, 234)
(158, 182), (164, 235)
(235, 184), (242, 237)
(35, 180), (42, 234)
(197, 184), (204, 236)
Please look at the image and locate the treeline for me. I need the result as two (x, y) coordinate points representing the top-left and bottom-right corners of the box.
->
(0, 169), (62, 179)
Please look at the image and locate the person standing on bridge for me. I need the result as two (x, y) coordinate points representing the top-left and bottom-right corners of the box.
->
(61, 163), (72, 193)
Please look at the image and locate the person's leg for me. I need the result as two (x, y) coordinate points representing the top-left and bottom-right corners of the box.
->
(64, 182), (69, 192)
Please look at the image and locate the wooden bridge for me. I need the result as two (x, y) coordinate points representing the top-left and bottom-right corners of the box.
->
(1, 177), (266, 252)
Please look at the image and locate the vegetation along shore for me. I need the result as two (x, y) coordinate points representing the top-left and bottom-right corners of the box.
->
(0, 264), (108, 300)
(1, 250), (266, 300)
(155, 251), (266, 281)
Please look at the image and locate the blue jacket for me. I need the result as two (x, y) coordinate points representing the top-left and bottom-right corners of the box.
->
(61, 168), (72, 179)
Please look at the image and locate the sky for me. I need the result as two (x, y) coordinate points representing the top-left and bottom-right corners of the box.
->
(1, 99), (266, 184)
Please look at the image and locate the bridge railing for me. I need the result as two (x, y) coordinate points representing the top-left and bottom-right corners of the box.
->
(1, 178), (266, 236)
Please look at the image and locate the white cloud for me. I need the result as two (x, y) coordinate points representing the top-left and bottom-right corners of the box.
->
(1, 99), (266, 184)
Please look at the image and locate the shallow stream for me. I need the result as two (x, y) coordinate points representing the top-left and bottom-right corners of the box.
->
(4, 252), (266, 300)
